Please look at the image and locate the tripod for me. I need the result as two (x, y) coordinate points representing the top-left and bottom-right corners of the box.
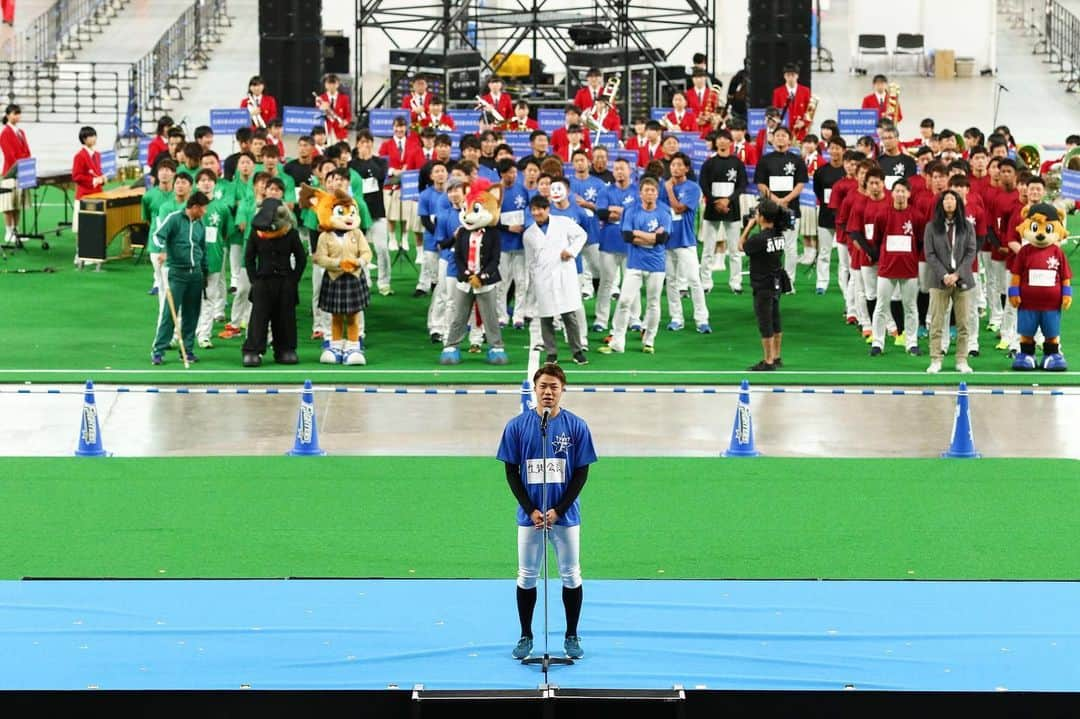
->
(522, 408), (575, 678)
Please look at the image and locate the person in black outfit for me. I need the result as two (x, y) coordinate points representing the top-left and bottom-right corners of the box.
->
(740, 198), (789, 371)
(283, 135), (320, 190)
(241, 198), (307, 367)
(812, 137), (848, 294)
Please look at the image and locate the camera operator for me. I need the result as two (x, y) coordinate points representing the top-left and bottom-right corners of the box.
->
(739, 198), (790, 371)
(923, 189), (977, 374)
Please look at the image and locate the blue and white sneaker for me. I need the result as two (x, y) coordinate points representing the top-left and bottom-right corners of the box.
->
(696, 323), (712, 334)
(1043, 353), (1068, 371)
(815, 287), (826, 295)
(147, 286), (159, 296)
(1012, 352), (1036, 371)
(629, 322), (643, 333)
(151, 353), (164, 365)
(512, 636), (533, 660)
(666, 320), (684, 331)
(564, 635), (584, 659)
(487, 347), (509, 365)
(591, 323), (605, 333)
(439, 347), (462, 365)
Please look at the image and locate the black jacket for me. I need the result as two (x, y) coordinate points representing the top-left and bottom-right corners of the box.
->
(439, 225), (502, 286)
(245, 227), (307, 302)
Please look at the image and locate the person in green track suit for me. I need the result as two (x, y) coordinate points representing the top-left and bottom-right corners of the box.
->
(150, 192), (210, 365)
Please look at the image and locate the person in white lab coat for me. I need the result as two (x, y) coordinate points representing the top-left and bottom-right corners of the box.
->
(523, 194), (589, 365)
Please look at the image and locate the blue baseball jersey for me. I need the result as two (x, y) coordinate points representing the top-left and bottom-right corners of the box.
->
(597, 182), (638, 254)
(570, 175), (607, 246)
(496, 408), (598, 527)
(665, 179), (701, 249)
(621, 203), (672, 272)
(435, 203), (462, 276)
(499, 181), (530, 252)
(478, 165), (500, 183)
(418, 186), (445, 252)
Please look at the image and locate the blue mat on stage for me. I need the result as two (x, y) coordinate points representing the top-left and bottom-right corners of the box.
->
(1, 579), (1078, 691)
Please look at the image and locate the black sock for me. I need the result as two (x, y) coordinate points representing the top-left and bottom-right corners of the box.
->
(563, 585), (583, 638)
(1021, 341), (1037, 356)
(867, 298), (877, 319)
(890, 300), (904, 333)
(1044, 341), (1060, 356)
(517, 586), (537, 639)
(917, 291), (930, 328)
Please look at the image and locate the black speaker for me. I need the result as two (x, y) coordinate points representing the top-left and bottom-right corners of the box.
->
(746, 33), (811, 108)
(259, 0), (322, 37)
(260, 36), (323, 108)
(323, 34), (350, 74)
(748, 0), (812, 35)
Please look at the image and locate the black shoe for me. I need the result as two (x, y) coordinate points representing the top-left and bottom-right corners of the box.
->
(275, 350), (299, 364)
(968, 349), (980, 358)
(869, 346), (883, 356)
(748, 360), (775, 371)
(732, 288), (743, 295)
(184, 351), (199, 363)
(773, 357), (783, 368)
(546, 353), (558, 364)
(242, 352), (262, 367)
(412, 288), (427, 297)
(430, 332), (442, 344)
(572, 351), (589, 365)
(908, 346), (922, 356)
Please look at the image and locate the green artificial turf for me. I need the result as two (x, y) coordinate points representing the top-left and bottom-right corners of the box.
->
(3, 456), (1078, 581)
(2, 186), (1078, 385)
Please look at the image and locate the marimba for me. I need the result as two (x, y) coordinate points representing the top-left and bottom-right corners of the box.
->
(76, 186), (146, 269)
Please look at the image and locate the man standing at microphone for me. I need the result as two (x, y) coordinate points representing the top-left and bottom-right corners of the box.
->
(497, 364), (597, 661)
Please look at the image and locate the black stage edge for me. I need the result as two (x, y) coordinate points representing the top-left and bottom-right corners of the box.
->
(4, 690), (1080, 718)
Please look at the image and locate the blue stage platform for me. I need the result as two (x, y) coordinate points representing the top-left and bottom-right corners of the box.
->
(1, 579), (1077, 691)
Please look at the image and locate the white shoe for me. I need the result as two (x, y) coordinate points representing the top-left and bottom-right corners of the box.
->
(342, 340), (367, 366)
(956, 362), (974, 374)
(926, 360), (942, 374)
(388, 238), (400, 252)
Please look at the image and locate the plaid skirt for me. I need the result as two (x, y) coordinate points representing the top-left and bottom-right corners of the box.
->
(318, 272), (369, 315)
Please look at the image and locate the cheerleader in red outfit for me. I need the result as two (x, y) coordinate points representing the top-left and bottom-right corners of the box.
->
(661, 92), (697, 133)
(146, 115), (174, 171)
(71, 126), (105, 237)
(241, 76), (277, 129)
(0, 104), (31, 244)
(316, 73), (352, 142)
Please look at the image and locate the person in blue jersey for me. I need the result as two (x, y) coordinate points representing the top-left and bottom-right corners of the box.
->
(497, 363), (597, 661)
(418, 161), (449, 338)
(662, 152), (710, 333)
(495, 158), (531, 329)
(593, 158), (641, 333)
(569, 150), (606, 300)
(598, 176), (672, 354)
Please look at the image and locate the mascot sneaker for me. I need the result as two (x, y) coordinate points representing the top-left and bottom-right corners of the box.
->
(1012, 353), (1037, 371)
(1043, 353), (1068, 371)
(439, 347), (462, 365)
(487, 347), (509, 365)
(342, 340), (367, 366)
(320, 340), (344, 364)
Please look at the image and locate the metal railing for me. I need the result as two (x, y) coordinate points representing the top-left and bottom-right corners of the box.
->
(11, 0), (122, 64)
(132, 0), (230, 120)
(0, 61), (128, 130)
(1017, 0), (1080, 91)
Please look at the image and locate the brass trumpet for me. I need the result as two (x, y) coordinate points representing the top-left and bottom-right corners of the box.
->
(883, 82), (901, 124)
(1017, 144), (1041, 172)
(697, 84), (723, 126)
(475, 95), (504, 124)
(247, 93), (266, 129)
(313, 92), (344, 129)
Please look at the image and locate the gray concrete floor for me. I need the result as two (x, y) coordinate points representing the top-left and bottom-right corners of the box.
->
(2, 385), (1077, 458)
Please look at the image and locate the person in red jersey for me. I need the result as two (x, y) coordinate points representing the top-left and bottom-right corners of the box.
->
(869, 179), (924, 355)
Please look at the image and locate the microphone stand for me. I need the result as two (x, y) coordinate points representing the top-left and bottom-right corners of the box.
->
(992, 83), (1008, 130)
(523, 408), (574, 679)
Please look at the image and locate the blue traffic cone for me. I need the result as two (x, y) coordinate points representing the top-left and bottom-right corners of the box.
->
(722, 379), (760, 457)
(520, 379), (534, 414)
(75, 380), (109, 457)
(942, 382), (980, 458)
(287, 380), (327, 456)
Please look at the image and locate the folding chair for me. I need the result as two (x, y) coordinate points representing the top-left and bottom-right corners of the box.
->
(853, 34), (888, 75)
(893, 33), (926, 74)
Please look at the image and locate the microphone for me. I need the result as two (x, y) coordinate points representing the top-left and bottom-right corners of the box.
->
(540, 408), (551, 432)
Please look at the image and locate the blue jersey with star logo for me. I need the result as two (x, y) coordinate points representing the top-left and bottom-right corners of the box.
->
(570, 175), (607, 246)
(497, 408), (598, 527)
(621, 203), (672, 272)
(499, 181), (531, 252)
(597, 182), (638, 254)
(665, 179), (701, 249)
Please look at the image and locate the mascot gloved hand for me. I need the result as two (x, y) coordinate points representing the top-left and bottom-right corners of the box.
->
(300, 184), (373, 366)
(435, 179), (509, 366)
(1008, 202), (1073, 371)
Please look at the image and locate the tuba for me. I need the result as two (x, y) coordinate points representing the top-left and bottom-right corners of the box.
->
(883, 82), (901, 124)
(1017, 144), (1041, 172)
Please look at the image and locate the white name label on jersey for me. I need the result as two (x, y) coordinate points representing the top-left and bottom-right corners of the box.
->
(885, 175), (902, 190)
(525, 458), (567, 484)
(864, 223), (875, 241)
(769, 176), (794, 193)
(824, 188), (832, 204)
(1028, 269), (1057, 287)
(671, 211), (683, 221)
(501, 210), (524, 227)
(712, 182), (734, 198)
(361, 176), (379, 194)
(886, 234), (912, 253)
(205, 227), (218, 245)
